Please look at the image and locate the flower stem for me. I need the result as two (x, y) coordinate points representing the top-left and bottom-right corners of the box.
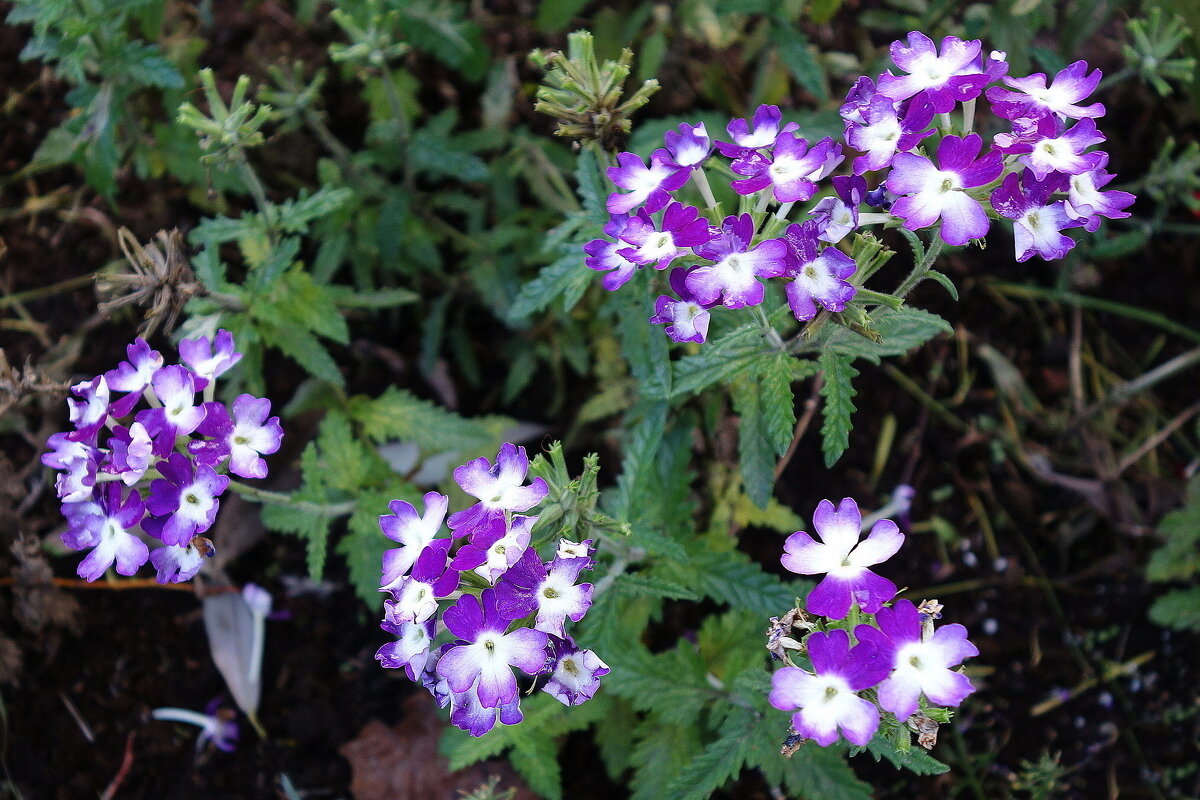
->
(225, 481), (357, 516)
(690, 168), (719, 212)
(754, 305), (786, 351)
(894, 236), (946, 299)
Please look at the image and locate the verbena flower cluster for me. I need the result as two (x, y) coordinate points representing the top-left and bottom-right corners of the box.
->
(375, 443), (608, 737)
(768, 498), (977, 748)
(585, 32), (1135, 344)
(42, 331), (282, 583)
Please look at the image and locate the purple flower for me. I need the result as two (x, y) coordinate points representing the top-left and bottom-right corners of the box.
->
(768, 628), (890, 746)
(179, 329), (242, 384)
(191, 395), (283, 479)
(685, 214), (788, 309)
(986, 60), (1105, 121)
(450, 514), (535, 583)
(385, 539), (458, 624)
(138, 365), (207, 456)
(877, 33), (990, 113)
(716, 105), (799, 157)
(376, 618), (436, 682)
(379, 492), (450, 591)
(617, 203), (713, 270)
(104, 339), (163, 417)
(493, 548), (594, 636)
(887, 133), (1004, 246)
(854, 599), (979, 720)
(780, 221), (858, 321)
(809, 176), (868, 244)
(43, 433), (99, 502)
(66, 376), (110, 443)
(103, 422), (154, 485)
(449, 687), (524, 737)
(730, 135), (842, 203)
(447, 443), (547, 541)
(585, 214), (641, 291)
(64, 483), (150, 582)
(994, 116), (1105, 179)
(990, 170), (1078, 262)
(150, 539), (211, 584)
(650, 268), (714, 344)
(542, 638), (609, 706)
(845, 93), (935, 174)
(781, 497), (904, 619)
(143, 452), (229, 546)
(661, 122), (712, 170)
(436, 590), (550, 710)
(152, 703), (238, 753)
(606, 151), (689, 215)
(1064, 153), (1135, 231)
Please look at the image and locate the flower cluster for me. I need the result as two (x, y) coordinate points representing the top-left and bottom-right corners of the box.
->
(42, 331), (282, 584)
(585, 32), (1133, 344)
(768, 497), (977, 749)
(375, 443), (608, 737)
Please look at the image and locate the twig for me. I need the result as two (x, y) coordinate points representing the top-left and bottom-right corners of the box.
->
(0, 576), (193, 591)
(59, 692), (95, 743)
(100, 732), (136, 800)
(775, 375), (823, 479)
(1113, 400), (1200, 477)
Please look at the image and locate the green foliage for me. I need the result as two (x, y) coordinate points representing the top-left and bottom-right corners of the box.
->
(1147, 476), (1200, 631)
(818, 350), (860, 468)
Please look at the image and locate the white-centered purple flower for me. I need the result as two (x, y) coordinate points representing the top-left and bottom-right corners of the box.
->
(661, 122), (712, 170)
(376, 617), (436, 682)
(731, 135), (841, 203)
(715, 104), (799, 157)
(986, 60), (1105, 121)
(450, 686), (525, 737)
(103, 422), (154, 485)
(447, 443), (547, 541)
(151, 703), (239, 753)
(179, 329), (242, 384)
(990, 170), (1079, 262)
(386, 539), (458, 624)
(650, 267), (714, 344)
(585, 214), (641, 291)
(66, 376), (110, 443)
(379, 491), (450, 591)
(436, 589), (550, 711)
(493, 548), (594, 637)
(781, 497), (904, 619)
(854, 599), (979, 720)
(877, 32), (990, 113)
(768, 628), (890, 746)
(150, 538), (211, 584)
(542, 637), (609, 706)
(845, 93), (936, 174)
(685, 214), (788, 309)
(1064, 153), (1136, 231)
(809, 176), (868, 244)
(104, 338), (164, 417)
(606, 151), (689, 215)
(887, 133), (1004, 246)
(617, 202), (713, 270)
(138, 365), (207, 456)
(1019, 117), (1106, 180)
(780, 221), (857, 321)
(452, 514), (535, 583)
(143, 452), (229, 546)
(64, 483), (150, 582)
(43, 433), (99, 502)
(191, 395), (283, 479)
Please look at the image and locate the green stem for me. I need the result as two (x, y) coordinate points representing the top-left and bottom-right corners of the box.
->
(235, 153), (277, 244)
(0, 274), (94, 309)
(852, 288), (904, 310)
(753, 305), (786, 352)
(225, 481), (357, 516)
(894, 236), (946, 299)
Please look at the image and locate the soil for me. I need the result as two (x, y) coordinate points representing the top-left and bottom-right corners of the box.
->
(2, 3), (1198, 800)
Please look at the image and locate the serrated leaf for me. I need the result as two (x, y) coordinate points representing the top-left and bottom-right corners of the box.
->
(575, 146), (609, 223)
(345, 387), (510, 454)
(618, 572), (702, 601)
(1147, 477), (1200, 582)
(923, 269), (959, 301)
(339, 495), (395, 606)
(617, 286), (671, 399)
(689, 548), (797, 617)
(605, 645), (711, 727)
(782, 743), (874, 800)
(609, 401), (668, 521)
(510, 736), (562, 800)
(819, 350), (858, 468)
(770, 21), (828, 101)
(663, 712), (754, 800)
(112, 40), (183, 88)
(866, 736), (951, 775)
(824, 307), (952, 364)
(759, 352), (797, 456)
(629, 721), (702, 800)
(669, 323), (772, 398)
(507, 246), (590, 322)
(731, 378), (775, 509)
(267, 267), (351, 344)
(257, 318), (344, 385)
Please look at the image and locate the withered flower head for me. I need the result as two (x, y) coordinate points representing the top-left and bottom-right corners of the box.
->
(97, 228), (206, 337)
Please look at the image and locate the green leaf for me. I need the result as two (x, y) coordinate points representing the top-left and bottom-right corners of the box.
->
(669, 323), (772, 398)
(824, 307), (953, 364)
(770, 21), (828, 101)
(1149, 587), (1200, 631)
(344, 387), (510, 453)
(536, 0), (590, 32)
(111, 40), (183, 88)
(260, 495), (334, 579)
(618, 572), (702, 601)
(731, 378), (775, 509)
(617, 286), (671, 399)
(604, 644), (711, 727)
(609, 401), (668, 521)
(818, 350), (858, 468)
(1146, 476), (1200, 582)
(865, 737), (951, 775)
(510, 736), (562, 800)
(759, 352), (797, 456)
(689, 547), (797, 618)
(268, 267), (351, 345)
(629, 721), (702, 800)
(339, 495), (394, 606)
(663, 710), (754, 800)
(507, 246), (591, 322)
(575, 146), (609, 223)
(257, 318), (344, 386)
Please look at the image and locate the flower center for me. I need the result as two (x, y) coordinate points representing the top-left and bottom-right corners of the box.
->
(824, 686), (840, 700)
(185, 493), (200, 506)
(234, 435), (250, 446)
(562, 657), (580, 676)
(543, 587), (560, 599)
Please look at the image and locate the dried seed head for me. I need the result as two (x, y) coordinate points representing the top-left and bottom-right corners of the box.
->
(97, 228), (206, 337)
